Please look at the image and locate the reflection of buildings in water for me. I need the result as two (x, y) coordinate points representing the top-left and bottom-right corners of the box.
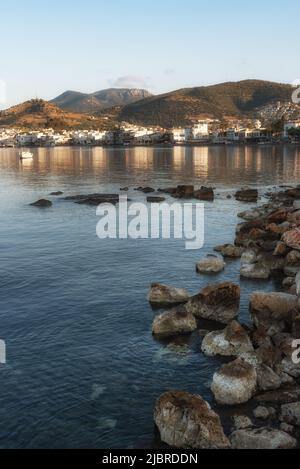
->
(191, 147), (209, 178)
(126, 147), (153, 173)
(172, 146), (187, 173)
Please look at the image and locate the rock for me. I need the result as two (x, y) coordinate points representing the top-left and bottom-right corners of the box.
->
(50, 191), (63, 196)
(238, 209), (262, 221)
(154, 391), (230, 449)
(287, 210), (300, 225)
(286, 188), (300, 199)
(240, 262), (270, 280)
(233, 415), (253, 430)
(253, 406), (270, 420)
(196, 254), (225, 274)
(281, 402), (300, 426)
(256, 338), (282, 368)
(194, 187), (214, 201)
(65, 193), (119, 205)
(273, 333), (295, 358)
(211, 358), (257, 405)
(30, 199), (52, 208)
(280, 423), (294, 435)
(152, 307), (197, 338)
(241, 249), (257, 264)
(214, 244), (244, 258)
(274, 241), (290, 257)
(158, 187), (177, 195)
(255, 386), (300, 404)
(239, 351), (262, 369)
(282, 228), (300, 251)
(235, 189), (258, 203)
(267, 207), (289, 224)
(230, 427), (296, 449)
(173, 185), (195, 199)
(257, 364), (281, 392)
(286, 250), (300, 266)
(283, 277), (296, 288)
(148, 283), (190, 308)
(120, 187), (129, 191)
(186, 282), (240, 325)
(201, 321), (253, 357)
(280, 357), (300, 379)
(250, 292), (299, 336)
(147, 196), (166, 203)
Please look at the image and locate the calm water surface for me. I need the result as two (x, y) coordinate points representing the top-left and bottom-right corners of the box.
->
(0, 145), (300, 449)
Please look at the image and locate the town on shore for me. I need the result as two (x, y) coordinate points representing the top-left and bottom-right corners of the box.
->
(1, 117), (300, 148)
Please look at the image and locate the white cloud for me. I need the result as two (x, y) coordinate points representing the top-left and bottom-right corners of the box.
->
(108, 75), (150, 89)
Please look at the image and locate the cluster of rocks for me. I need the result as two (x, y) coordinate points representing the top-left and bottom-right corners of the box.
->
(150, 185), (300, 449)
(158, 185), (215, 201)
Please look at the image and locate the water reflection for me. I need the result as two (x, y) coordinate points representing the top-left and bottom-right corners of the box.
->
(0, 145), (300, 188)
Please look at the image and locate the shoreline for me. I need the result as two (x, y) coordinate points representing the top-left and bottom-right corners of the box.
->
(149, 185), (300, 449)
(1, 142), (300, 150)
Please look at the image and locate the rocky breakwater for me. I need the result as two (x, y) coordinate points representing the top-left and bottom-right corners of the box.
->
(150, 185), (300, 449)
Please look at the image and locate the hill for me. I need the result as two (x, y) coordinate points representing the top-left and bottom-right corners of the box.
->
(105, 80), (294, 127)
(51, 88), (152, 113)
(0, 99), (116, 130)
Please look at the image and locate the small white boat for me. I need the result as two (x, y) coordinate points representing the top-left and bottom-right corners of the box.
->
(19, 151), (34, 160)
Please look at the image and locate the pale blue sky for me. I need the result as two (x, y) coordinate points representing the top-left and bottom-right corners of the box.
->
(1, 0), (299, 107)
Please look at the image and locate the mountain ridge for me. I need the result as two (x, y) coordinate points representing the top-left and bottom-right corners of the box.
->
(102, 79), (295, 127)
(51, 88), (153, 113)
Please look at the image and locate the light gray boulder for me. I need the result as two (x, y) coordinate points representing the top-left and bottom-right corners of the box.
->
(201, 321), (253, 357)
(211, 358), (257, 405)
(196, 254), (225, 274)
(230, 427), (296, 449)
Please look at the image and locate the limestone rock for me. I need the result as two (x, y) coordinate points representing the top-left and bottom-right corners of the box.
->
(230, 427), (296, 449)
(196, 255), (225, 274)
(250, 292), (299, 336)
(148, 283), (190, 308)
(214, 244), (244, 258)
(235, 189), (258, 203)
(282, 228), (300, 251)
(257, 364), (281, 392)
(201, 321), (253, 357)
(152, 308), (197, 339)
(211, 358), (257, 405)
(186, 282), (240, 325)
(154, 391), (230, 449)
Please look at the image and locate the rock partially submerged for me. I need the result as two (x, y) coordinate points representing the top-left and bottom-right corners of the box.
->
(152, 307), (197, 339)
(154, 391), (230, 449)
(148, 283), (190, 308)
(201, 321), (253, 357)
(50, 191), (63, 196)
(30, 199), (52, 208)
(147, 196), (166, 203)
(235, 189), (258, 203)
(65, 193), (120, 206)
(240, 262), (271, 280)
(250, 292), (299, 336)
(186, 282), (240, 325)
(214, 244), (244, 258)
(230, 427), (296, 449)
(211, 358), (257, 405)
(194, 187), (215, 202)
(196, 254), (225, 274)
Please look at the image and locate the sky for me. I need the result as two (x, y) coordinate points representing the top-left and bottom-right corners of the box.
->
(0, 0), (300, 107)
